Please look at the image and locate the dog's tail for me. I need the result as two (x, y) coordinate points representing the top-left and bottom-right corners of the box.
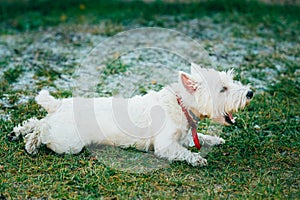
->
(35, 90), (61, 113)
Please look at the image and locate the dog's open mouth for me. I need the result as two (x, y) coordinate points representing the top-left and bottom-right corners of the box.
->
(212, 112), (236, 126)
(224, 112), (235, 125)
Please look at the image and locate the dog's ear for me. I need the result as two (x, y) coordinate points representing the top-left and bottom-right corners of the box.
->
(190, 63), (203, 75)
(179, 71), (198, 94)
(226, 68), (235, 79)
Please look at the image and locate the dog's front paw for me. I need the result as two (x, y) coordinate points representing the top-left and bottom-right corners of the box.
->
(203, 135), (225, 147)
(188, 153), (207, 167)
(218, 137), (225, 145)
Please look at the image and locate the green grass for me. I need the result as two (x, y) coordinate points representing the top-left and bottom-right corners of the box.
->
(0, 0), (299, 34)
(0, 0), (300, 199)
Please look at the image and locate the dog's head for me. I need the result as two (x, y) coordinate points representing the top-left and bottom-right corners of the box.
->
(179, 63), (253, 125)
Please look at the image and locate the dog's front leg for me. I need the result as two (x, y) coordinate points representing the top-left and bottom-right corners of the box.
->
(181, 132), (225, 148)
(198, 133), (225, 147)
(154, 139), (207, 167)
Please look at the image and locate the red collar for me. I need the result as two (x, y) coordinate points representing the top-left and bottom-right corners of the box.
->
(176, 95), (201, 150)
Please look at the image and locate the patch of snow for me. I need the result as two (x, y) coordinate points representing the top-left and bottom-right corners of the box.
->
(0, 113), (11, 121)
(0, 17), (298, 99)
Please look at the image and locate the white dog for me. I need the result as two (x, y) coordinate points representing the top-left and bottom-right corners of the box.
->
(10, 63), (253, 166)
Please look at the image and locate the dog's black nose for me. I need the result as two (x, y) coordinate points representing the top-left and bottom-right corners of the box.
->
(246, 90), (253, 99)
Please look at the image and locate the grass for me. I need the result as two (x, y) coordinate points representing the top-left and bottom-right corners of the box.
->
(0, 0), (299, 199)
(0, 0), (299, 33)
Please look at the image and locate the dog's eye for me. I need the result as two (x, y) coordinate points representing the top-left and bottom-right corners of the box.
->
(220, 86), (228, 93)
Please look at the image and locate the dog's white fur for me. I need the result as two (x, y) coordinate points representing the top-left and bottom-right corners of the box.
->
(11, 63), (252, 166)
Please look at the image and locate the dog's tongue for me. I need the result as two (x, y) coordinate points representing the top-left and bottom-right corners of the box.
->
(228, 112), (235, 123)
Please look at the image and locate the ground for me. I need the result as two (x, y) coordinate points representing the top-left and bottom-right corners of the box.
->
(0, 0), (299, 199)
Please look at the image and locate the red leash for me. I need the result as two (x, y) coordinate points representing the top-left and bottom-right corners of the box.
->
(176, 95), (201, 150)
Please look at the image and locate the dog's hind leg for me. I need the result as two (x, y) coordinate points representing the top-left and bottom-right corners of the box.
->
(9, 118), (44, 154)
(24, 128), (42, 155)
(8, 118), (40, 141)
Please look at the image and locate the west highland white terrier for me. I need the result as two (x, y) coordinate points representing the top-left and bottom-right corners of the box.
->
(10, 63), (253, 166)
